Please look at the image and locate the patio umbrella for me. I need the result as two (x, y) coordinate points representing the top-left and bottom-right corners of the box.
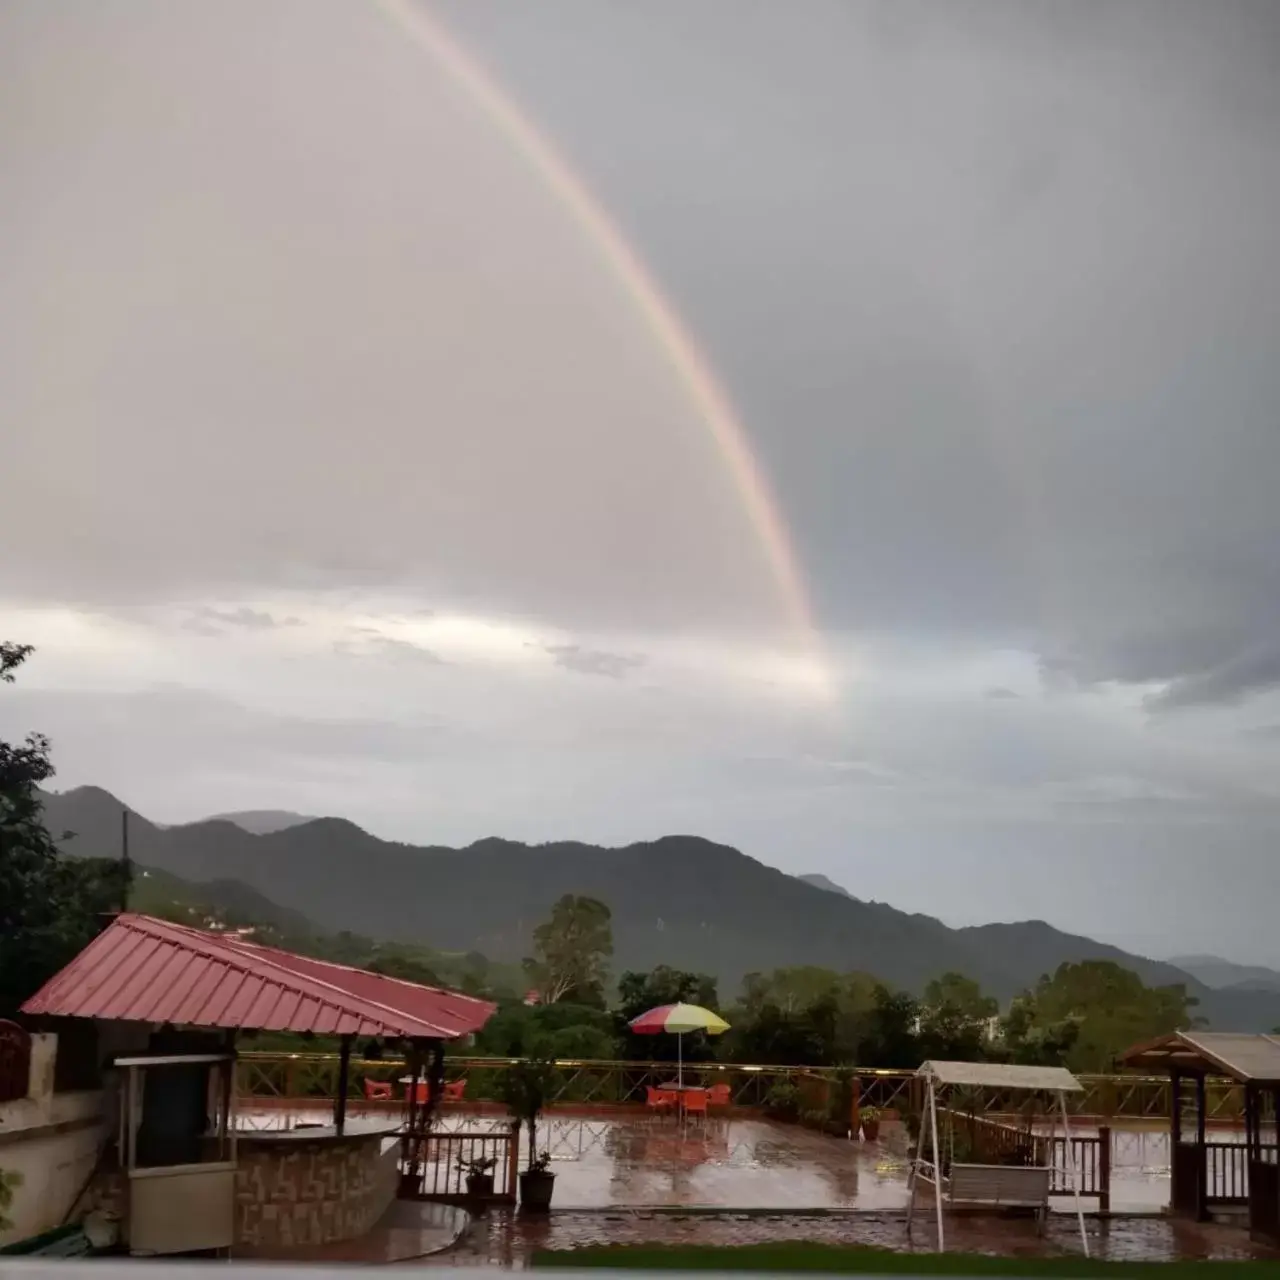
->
(628, 1003), (730, 1088)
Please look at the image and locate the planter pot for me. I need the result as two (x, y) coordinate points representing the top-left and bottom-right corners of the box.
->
(519, 1168), (556, 1214)
(466, 1173), (495, 1199)
(861, 1120), (881, 1142)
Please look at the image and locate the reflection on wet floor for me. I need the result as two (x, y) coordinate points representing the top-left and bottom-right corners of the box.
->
(442, 1208), (1280, 1268)
(241, 1106), (1179, 1214)
(435, 1111), (910, 1210)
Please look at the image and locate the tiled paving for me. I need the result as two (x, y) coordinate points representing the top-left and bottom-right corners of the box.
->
(239, 1107), (1272, 1265)
(442, 1209), (1280, 1268)
(236, 1200), (468, 1263)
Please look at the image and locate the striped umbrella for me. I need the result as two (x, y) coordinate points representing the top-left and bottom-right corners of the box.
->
(628, 1002), (730, 1088)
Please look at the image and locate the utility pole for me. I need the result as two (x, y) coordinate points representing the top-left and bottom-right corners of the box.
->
(120, 806), (133, 913)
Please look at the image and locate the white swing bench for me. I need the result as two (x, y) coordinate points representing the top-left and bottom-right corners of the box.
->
(906, 1061), (1089, 1255)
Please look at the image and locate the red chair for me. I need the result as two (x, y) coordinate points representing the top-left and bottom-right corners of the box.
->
(363, 1079), (393, 1101)
(707, 1083), (731, 1110)
(407, 1080), (431, 1105)
(681, 1089), (710, 1124)
(443, 1079), (467, 1103)
(646, 1086), (675, 1115)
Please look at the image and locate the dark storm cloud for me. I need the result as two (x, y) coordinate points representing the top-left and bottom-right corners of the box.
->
(1147, 642), (1280, 712)
(434, 0), (1280, 701)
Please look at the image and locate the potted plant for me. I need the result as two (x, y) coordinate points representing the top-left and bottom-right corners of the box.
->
(763, 1080), (801, 1123)
(860, 1106), (882, 1142)
(497, 1057), (558, 1213)
(457, 1155), (497, 1199)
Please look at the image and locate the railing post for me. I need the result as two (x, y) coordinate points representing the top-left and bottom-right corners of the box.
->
(1098, 1125), (1111, 1214)
(850, 1076), (861, 1137)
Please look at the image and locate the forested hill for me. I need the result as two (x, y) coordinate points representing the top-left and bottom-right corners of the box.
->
(38, 785), (1280, 1030)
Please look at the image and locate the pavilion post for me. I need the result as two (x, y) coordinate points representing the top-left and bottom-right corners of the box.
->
(1057, 1089), (1088, 1257)
(1196, 1072), (1208, 1221)
(335, 1035), (353, 1136)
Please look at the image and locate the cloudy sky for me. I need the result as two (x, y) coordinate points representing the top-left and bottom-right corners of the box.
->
(4, 0), (1280, 963)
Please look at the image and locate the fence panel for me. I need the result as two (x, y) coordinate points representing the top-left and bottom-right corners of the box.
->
(401, 1129), (517, 1202)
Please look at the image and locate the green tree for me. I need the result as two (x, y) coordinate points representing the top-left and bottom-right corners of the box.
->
(726, 968), (882, 1066)
(860, 986), (922, 1068)
(616, 965), (719, 1060)
(1, 643), (123, 1016)
(523, 894), (613, 1005)
(919, 972), (999, 1059)
(1002, 960), (1196, 1072)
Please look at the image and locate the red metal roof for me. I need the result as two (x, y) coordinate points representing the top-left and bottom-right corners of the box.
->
(21, 914), (495, 1040)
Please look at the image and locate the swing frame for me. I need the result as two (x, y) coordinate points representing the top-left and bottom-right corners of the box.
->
(905, 1060), (1089, 1256)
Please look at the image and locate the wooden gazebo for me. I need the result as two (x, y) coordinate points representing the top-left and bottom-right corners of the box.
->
(1120, 1032), (1280, 1245)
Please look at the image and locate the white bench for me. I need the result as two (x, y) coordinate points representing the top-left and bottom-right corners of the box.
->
(947, 1163), (1052, 1221)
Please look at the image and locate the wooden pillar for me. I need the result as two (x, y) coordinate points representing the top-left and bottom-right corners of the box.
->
(1098, 1125), (1112, 1215)
(1195, 1072), (1208, 1221)
(335, 1035), (353, 1135)
(1171, 1070), (1182, 1145)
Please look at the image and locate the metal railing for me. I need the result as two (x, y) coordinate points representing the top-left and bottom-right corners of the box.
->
(234, 1052), (1237, 1124)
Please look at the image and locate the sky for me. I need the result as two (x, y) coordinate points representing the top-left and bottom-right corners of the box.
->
(4, 0), (1280, 964)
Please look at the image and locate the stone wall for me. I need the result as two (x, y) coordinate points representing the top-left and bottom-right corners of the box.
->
(234, 1133), (399, 1249)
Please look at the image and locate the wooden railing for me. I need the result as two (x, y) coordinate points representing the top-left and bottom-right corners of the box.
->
(935, 1108), (1109, 1208)
(401, 1128), (518, 1203)
(232, 1052), (1242, 1125)
(1204, 1141), (1279, 1204)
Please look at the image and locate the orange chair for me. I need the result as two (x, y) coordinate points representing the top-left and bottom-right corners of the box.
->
(443, 1079), (467, 1103)
(681, 1089), (710, 1123)
(707, 1083), (731, 1110)
(364, 1078), (393, 1101)
(646, 1086), (675, 1115)
(407, 1080), (431, 1105)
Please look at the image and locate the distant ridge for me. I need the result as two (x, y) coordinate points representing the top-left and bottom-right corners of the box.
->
(796, 872), (853, 898)
(204, 809), (319, 836)
(1169, 954), (1280, 993)
(35, 785), (1280, 1031)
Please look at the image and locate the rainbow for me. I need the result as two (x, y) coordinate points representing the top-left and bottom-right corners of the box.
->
(370, 0), (829, 684)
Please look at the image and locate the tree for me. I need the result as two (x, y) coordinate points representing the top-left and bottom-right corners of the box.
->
(919, 972), (999, 1060)
(1002, 960), (1196, 1072)
(1, 643), (123, 1015)
(860, 986), (922, 1068)
(616, 965), (720, 1061)
(523, 895), (613, 1005)
(725, 968), (882, 1066)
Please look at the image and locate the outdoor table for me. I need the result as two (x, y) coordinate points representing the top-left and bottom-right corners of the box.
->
(658, 1082), (707, 1093)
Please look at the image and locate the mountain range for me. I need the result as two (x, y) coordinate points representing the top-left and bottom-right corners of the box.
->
(36, 785), (1280, 1031)
(1168, 955), (1280, 994)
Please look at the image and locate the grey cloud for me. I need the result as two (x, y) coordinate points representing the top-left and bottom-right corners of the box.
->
(182, 606), (301, 635)
(545, 644), (645, 679)
(1147, 643), (1280, 712)
(985, 687), (1020, 701)
(334, 636), (447, 666)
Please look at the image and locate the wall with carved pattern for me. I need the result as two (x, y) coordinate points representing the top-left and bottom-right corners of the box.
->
(234, 1132), (399, 1248)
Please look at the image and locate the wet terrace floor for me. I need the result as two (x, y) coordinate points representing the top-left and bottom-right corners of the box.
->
(240, 1107), (1174, 1213)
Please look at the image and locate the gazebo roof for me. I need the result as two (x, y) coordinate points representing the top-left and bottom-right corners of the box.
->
(1119, 1031), (1280, 1084)
(918, 1060), (1083, 1092)
(21, 913), (495, 1040)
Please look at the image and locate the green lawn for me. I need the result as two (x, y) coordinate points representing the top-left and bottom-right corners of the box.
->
(532, 1243), (1275, 1277)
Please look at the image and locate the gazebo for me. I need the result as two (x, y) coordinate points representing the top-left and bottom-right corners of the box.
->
(1119, 1031), (1280, 1245)
(20, 913), (495, 1256)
